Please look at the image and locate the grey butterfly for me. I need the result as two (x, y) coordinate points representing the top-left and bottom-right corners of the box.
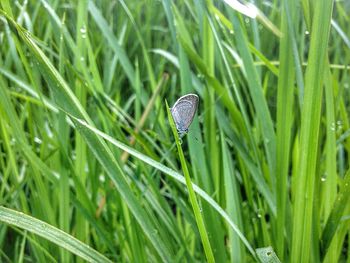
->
(170, 93), (199, 137)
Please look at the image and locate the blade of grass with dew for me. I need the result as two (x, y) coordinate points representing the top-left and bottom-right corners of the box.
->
(0, 206), (112, 263)
(321, 64), (338, 262)
(291, 0), (334, 262)
(57, 12), (71, 263)
(275, 0), (296, 258)
(74, 1), (89, 257)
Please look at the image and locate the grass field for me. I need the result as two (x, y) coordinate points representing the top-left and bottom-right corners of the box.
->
(0, 0), (349, 262)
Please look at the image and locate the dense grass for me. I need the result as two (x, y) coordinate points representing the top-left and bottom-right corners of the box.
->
(0, 0), (349, 262)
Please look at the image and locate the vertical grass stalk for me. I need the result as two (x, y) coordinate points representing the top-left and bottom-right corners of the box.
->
(291, 0), (334, 262)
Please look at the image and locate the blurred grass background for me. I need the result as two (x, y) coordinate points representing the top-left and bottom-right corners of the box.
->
(0, 0), (349, 262)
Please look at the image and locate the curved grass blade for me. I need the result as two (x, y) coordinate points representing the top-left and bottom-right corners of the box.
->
(0, 206), (112, 263)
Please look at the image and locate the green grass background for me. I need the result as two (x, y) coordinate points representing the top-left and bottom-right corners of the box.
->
(0, 0), (349, 262)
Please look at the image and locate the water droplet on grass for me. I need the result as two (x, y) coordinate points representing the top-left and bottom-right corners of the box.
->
(330, 122), (336, 131)
(80, 26), (87, 39)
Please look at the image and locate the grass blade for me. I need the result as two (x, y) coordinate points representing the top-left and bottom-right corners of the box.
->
(0, 206), (112, 263)
(291, 1), (334, 262)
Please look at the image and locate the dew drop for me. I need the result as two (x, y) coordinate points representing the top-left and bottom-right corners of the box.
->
(330, 122), (336, 131)
(337, 120), (343, 131)
(99, 174), (105, 182)
(10, 138), (16, 145)
(80, 26), (87, 39)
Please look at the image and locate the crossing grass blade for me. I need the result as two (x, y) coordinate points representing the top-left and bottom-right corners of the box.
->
(0, 206), (112, 263)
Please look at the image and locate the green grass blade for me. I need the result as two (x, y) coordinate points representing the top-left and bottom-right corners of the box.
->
(291, 1), (334, 262)
(275, 0), (296, 258)
(221, 131), (245, 262)
(0, 206), (112, 263)
(165, 100), (215, 263)
(321, 169), (350, 260)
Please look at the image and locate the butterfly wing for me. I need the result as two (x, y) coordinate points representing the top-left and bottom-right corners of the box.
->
(171, 94), (199, 135)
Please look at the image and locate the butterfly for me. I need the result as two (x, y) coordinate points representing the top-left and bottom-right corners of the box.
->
(170, 93), (199, 137)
